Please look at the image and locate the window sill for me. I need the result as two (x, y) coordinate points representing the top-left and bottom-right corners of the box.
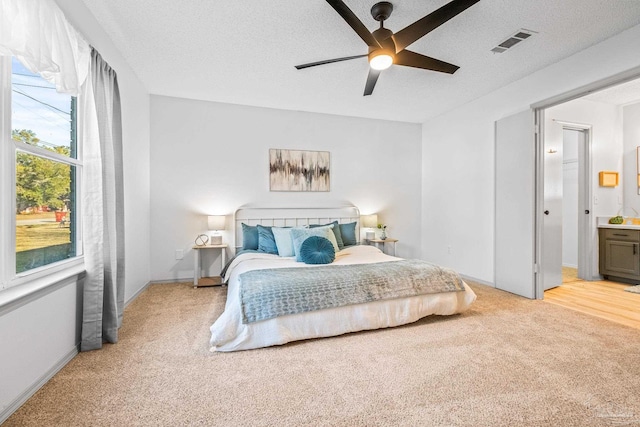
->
(0, 258), (85, 316)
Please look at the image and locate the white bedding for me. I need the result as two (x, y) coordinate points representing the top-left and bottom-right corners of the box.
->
(209, 245), (476, 352)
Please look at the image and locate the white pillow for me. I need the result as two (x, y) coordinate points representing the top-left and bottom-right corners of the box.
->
(290, 225), (339, 261)
(272, 227), (295, 257)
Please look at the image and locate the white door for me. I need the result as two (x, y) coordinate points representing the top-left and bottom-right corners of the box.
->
(495, 109), (536, 299)
(542, 118), (564, 290)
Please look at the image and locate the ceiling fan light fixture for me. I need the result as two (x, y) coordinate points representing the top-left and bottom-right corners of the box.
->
(369, 49), (394, 70)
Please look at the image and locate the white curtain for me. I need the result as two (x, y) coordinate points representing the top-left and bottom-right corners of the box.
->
(0, 0), (125, 351)
(0, 0), (90, 94)
(80, 48), (125, 351)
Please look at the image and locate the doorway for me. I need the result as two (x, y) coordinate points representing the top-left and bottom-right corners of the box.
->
(561, 127), (589, 283)
(541, 113), (592, 293)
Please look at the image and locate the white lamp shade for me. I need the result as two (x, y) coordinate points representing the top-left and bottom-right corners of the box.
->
(207, 215), (226, 231)
(361, 214), (378, 228)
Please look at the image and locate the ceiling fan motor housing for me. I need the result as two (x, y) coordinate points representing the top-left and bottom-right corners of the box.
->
(369, 27), (396, 68)
(371, 1), (393, 21)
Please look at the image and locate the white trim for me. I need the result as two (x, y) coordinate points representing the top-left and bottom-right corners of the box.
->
(459, 274), (494, 288)
(0, 56), (12, 290)
(0, 345), (78, 425)
(14, 140), (82, 166)
(0, 261), (85, 315)
(124, 281), (151, 307)
(531, 65), (640, 110)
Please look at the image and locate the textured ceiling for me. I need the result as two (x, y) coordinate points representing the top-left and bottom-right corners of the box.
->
(79, 0), (640, 123)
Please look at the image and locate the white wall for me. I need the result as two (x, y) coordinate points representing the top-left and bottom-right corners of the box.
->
(623, 101), (640, 214)
(1, 0), (151, 422)
(150, 96), (422, 281)
(422, 23), (640, 284)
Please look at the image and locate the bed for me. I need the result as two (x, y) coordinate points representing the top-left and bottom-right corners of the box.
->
(209, 207), (476, 352)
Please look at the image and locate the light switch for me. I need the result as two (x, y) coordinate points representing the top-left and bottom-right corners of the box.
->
(175, 249), (184, 260)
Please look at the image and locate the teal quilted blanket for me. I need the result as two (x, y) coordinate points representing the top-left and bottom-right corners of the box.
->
(239, 260), (465, 324)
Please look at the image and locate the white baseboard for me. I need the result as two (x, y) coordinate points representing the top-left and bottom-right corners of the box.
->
(125, 281), (151, 308)
(0, 345), (78, 425)
(460, 274), (494, 287)
(149, 278), (194, 285)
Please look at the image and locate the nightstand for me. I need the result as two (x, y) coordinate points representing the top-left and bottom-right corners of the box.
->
(369, 238), (398, 256)
(193, 244), (228, 287)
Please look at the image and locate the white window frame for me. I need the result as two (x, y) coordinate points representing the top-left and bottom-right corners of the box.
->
(0, 55), (84, 292)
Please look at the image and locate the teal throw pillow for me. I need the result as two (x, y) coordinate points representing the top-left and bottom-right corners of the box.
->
(257, 225), (278, 254)
(241, 223), (259, 250)
(290, 226), (339, 262)
(339, 222), (357, 247)
(299, 236), (335, 264)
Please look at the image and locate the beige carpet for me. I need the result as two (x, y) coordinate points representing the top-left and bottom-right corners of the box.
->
(5, 282), (640, 427)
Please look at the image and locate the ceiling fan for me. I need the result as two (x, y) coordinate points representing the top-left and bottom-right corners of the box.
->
(295, 0), (480, 96)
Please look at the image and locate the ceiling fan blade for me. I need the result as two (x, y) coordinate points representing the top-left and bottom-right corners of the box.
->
(295, 54), (368, 70)
(395, 50), (459, 74)
(326, 0), (381, 48)
(392, 0), (480, 52)
(364, 68), (381, 96)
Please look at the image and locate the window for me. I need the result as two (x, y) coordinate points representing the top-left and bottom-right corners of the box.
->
(0, 56), (82, 289)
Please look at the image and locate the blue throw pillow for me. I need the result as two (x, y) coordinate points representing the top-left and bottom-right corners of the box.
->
(272, 226), (295, 257)
(290, 226), (339, 262)
(257, 225), (278, 254)
(309, 220), (344, 249)
(339, 222), (357, 247)
(299, 236), (335, 265)
(241, 223), (259, 250)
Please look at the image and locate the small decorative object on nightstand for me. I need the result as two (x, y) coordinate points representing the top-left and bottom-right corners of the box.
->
(193, 244), (228, 288)
(377, 223), (387, 240)
(369, 238), (398, 256)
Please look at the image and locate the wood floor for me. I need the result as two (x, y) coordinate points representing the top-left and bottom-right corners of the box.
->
(544, 267), (640, 329)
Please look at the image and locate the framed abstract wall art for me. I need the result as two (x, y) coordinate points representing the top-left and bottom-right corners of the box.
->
(269, 149), (330, 192)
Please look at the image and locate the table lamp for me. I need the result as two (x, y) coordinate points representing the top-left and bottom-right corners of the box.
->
(361, 214), (378, 241)
(207, 215), (226, 245)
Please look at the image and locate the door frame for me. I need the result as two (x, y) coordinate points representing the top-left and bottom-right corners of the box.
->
(554, 123), (592, 282)
(532, 66), (640, 299)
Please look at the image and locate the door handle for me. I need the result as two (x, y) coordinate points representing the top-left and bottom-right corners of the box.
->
(544, 210), (549, 215)
(585, 210), (590, 214)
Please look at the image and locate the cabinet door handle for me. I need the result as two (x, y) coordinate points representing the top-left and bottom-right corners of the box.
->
(634, 244), (637, 255)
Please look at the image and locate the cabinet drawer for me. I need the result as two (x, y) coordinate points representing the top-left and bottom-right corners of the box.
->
(603, 229), (640, 242)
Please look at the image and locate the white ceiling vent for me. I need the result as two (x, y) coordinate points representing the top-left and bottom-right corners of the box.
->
(491, 29), (536, 53)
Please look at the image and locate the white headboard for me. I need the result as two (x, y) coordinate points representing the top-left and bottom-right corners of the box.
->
(233, 206), (361, 253)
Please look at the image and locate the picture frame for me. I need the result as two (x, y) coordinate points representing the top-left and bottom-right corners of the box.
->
(269, 149), (330, 192)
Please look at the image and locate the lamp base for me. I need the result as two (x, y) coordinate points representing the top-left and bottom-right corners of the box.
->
(365, 231), (375, 241)
(210, 235), (222, 245)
